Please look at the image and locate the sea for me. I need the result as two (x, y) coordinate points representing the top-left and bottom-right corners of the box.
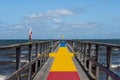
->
(0, 39), (120, 80)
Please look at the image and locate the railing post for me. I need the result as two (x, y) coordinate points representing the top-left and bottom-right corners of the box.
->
(73, 41), (75, 48)
(81, 42), (83, 52)
(35, 44), (39, 74)
(78, 42), (80, 51)
(39, 43), (42, 68)
(16, 47), (21, 70)
(95, 44), (99, 80)
(45, 42), (47, 61)
(43, 43), (45, 63)
(39, 43), (42, 54)
(80, 42), (84, 64)
(42, 43), (44, 53)
(28, 44), (32, 80)
(84, 43), (88, 70)
(45, 42), (47, 50)
(51, 41), (53, 52)
(88, 43), (92, 75)
(78, 42), (81, 61)
(106, 46), (112, 80)
(16, 46), (21, 80)
(35, 44), (39, 57)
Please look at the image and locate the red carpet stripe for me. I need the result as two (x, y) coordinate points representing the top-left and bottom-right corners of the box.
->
(47, 72), (80, 80)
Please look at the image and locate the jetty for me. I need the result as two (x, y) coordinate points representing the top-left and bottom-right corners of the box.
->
(0, 40), (120, 80)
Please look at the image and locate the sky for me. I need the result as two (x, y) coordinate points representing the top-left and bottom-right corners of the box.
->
(0, 0), (120, 39)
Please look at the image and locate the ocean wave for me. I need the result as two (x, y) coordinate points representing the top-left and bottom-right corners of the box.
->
(0, 75), (6, 80)
(111, 64), (120, 68)
(0, 59), (28, 63)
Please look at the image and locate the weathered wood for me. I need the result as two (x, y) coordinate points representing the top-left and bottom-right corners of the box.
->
(4, 41), (54, 80)
(3, 40), (120, 80)
(95, 44), (99, 80)
(106, 46), (112, 80)
(71, 40), (120, 80)
(35, 44), (39, 75)
(35, 44), (39, 57)
(28, 44), (32, 80)
(88, 43), (92, 76)
(16, 47), (21, 80)
(84, 43), (87, 70)
(16, 47), (21, 70)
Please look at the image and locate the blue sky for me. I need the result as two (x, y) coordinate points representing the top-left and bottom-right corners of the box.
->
(0, 0), (120, 39)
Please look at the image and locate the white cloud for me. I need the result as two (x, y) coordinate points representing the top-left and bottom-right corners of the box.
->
(15, 25), (23, 29)
(47, 9), (74, 17)
(52, 18), (62, 23)
(24, 9), (74, 23)
(62, 22), (104, 29)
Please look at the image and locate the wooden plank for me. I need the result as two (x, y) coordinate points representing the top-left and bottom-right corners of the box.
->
(106, 46), (112, 80)
(95, 44), (99, 80)
(28, 45), (32, 80)
(16, 47), (21, 80)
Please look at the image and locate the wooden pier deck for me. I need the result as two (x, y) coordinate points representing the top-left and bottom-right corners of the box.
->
(33, 42), (90, 80)
(2, 40), (120, 80)
(33, 46), (90, 80)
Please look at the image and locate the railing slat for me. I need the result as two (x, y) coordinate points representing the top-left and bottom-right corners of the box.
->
(28, 44), (32, 80)
(95, 44), (99, 80)
(16, 47), (21, 80)
(106, 46), (112, 80)
(67, 40), (120, 80)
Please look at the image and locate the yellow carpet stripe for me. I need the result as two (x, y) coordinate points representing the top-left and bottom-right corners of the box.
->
(49, 47), (77, 71)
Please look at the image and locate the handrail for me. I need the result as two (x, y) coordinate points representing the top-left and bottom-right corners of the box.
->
(1, 40), (120, 80)
(67, 40), (120, 80)
(67, 40), (120, 48)
(0, 40), (58, 80)
(5, 49), (50, 80)
(0, 41), (50, 50)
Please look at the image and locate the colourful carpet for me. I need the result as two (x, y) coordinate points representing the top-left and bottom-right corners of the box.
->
(47, 42), (80, 80)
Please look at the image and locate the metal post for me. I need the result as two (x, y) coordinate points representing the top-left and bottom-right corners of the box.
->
(107, 46), (112, 80)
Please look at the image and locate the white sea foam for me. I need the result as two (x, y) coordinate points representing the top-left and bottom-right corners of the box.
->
(0, 75), (6, 80)
(111, 64), (120, 68)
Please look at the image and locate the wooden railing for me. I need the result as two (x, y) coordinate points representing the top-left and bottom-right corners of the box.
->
(67, 40), (120, 80)
(0, 40), (59, 80)
(1, 40), (120, 80)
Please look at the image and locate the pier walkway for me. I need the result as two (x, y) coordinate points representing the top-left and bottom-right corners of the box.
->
(1, 40), (120, 80)
(47, 43), (80, 80)
(33, 42), (89, 80)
